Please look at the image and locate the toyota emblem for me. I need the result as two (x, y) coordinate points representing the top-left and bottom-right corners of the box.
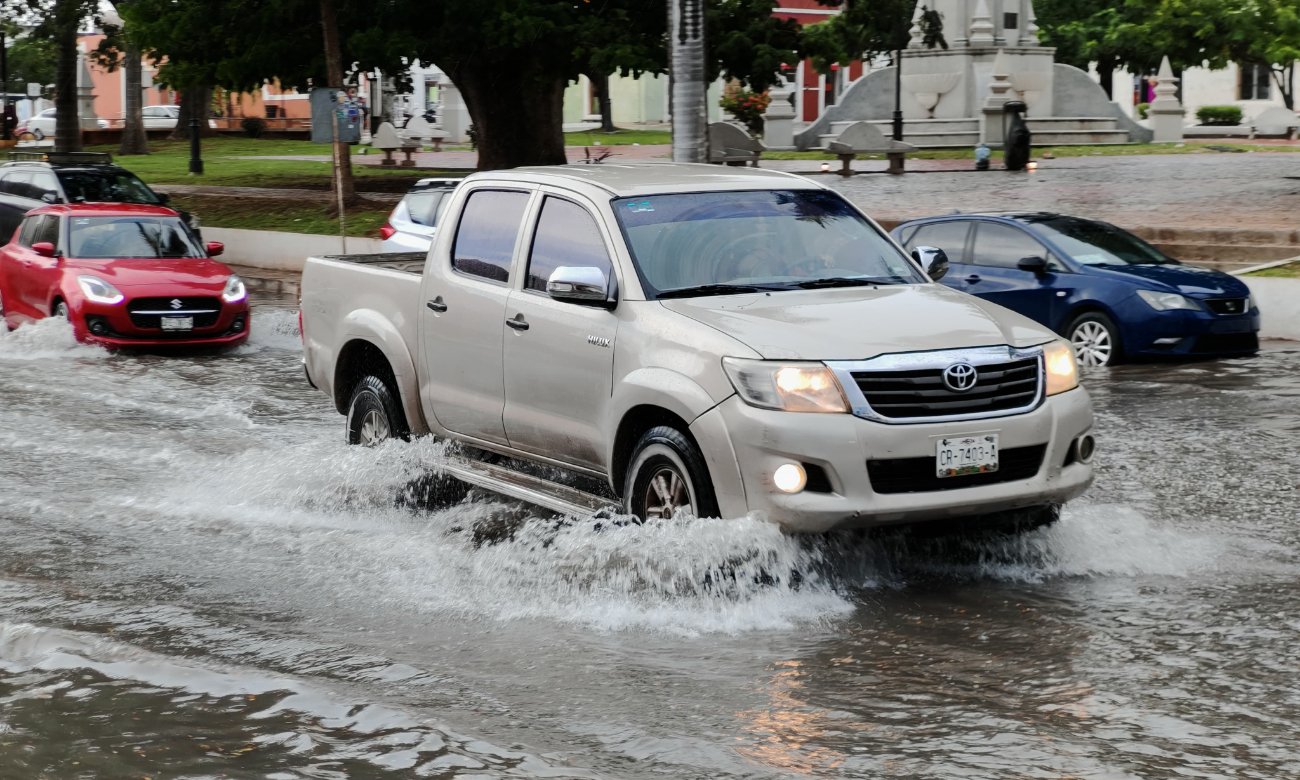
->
(942, 362), (978, 392)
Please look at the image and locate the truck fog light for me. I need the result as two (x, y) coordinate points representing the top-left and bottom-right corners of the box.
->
(1077, 434), (1096, 463)
(773, 463), (807, 494)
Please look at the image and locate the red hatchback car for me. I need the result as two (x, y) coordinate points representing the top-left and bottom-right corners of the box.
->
(0, 203), (250, 348)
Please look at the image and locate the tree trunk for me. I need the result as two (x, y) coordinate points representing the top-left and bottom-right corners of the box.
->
(593, 72), (615, 132)
(454, 68), (567, 170)
(1273, 65), (1295, 111)
(118, 37), (148, 155)
(319, 0), (358, 206)
(53, 0), (82, 153)
(669, 0), (707, 163)
(1097, 59), (1114, 100)
(168, 86), (215, 140)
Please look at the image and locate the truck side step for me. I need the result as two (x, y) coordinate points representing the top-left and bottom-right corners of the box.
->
(437, 457), (621, 517)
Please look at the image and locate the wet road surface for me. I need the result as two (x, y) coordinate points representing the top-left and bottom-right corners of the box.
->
(1, 300), (1298, 778)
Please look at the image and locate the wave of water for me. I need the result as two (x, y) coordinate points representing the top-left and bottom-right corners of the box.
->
(0, 316), (107, 361)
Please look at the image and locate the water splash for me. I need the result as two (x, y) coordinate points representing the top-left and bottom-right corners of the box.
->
(0, 317), (106, 361)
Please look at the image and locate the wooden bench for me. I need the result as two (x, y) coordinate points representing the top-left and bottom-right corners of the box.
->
(708, 121), (765, 166)
(824, 121), (916, 176)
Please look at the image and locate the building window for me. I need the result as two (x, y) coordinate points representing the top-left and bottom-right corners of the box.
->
(1239, 63), (1271, 100)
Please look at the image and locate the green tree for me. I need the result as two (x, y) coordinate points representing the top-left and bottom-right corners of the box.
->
(798, 0), (916, 75)
(2, 25), (58, 98)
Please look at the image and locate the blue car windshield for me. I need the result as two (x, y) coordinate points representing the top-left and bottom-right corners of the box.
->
(612, 189), (925, 298)
(1030, 218), (1173, 266)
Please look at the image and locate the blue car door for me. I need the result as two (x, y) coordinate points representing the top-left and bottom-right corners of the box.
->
(963, 221), (1065, 327)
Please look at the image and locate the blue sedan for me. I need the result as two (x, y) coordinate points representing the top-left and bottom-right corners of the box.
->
(892, 213), (1260, 367)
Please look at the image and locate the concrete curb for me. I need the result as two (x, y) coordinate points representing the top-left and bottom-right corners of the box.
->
(1240, 277), (1300, 341)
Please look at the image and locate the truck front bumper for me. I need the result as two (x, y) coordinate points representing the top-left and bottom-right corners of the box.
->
(690, 388), (1094, 534)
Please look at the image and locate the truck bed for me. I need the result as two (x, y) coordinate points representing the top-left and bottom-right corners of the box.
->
(317, 251), (427, 275)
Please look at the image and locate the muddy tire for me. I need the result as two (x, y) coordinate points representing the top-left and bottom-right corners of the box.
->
(1066, 312), (1121, 368)
(345, 374), (409, 446)
(623, 426), (718, 521)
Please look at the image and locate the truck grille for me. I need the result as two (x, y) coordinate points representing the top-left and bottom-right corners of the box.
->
(127, 297), (221, 329)
(1204, 297), (1249, 315)
(851, 357), (1040, 420)
(867, 444), (1047, 494)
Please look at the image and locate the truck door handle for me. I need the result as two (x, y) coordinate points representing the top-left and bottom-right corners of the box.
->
(505, 315), (529, 331)
(964, 274), (982, 284)
(426, 296), (447, 313)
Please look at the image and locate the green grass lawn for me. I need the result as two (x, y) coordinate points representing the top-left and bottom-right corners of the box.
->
(563, 128), (672, 146)
(168, 193), (390, 238)
(1243, 261), (1300, 278)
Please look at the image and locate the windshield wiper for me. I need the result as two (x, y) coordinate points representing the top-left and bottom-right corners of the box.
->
(789, 276), (898, 289)
(657, 283), (784, 299)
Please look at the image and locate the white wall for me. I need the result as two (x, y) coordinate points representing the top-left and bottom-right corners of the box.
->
(1105, 62), (1298, 123)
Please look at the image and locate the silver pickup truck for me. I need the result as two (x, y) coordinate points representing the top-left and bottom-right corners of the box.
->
(300, 163), (1095, 533)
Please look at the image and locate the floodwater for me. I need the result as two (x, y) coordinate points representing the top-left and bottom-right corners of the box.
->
(1, 299), (1298, 779)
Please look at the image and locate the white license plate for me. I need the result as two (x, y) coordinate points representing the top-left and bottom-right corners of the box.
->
(936, 433), (999, 478)
(160, 316), (193, 331)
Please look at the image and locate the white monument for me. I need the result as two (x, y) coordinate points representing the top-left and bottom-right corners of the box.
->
(1148, 56), (1185, 143)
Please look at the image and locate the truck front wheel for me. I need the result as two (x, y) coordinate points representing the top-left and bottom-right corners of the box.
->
(623, 426), (719, 521)
(346, 375), (409, 446)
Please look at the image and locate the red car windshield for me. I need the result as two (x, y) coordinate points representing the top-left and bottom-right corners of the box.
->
(68, 216), (204, 259)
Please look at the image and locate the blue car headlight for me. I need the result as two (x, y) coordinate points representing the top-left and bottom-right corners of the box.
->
(1137, 290), (1200, 312)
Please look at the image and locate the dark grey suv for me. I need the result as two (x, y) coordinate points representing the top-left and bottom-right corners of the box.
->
(0, 152), (196, 243)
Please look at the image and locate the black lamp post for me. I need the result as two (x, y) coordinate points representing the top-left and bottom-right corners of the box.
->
(892, 47), (903, 142)
(188, 117), (203, 174)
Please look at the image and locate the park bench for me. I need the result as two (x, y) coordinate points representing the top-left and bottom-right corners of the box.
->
(400, 115), (449, 152)
(824, 121), (916, 176)
(708, 121), (765, 166)
(1249, 107), (1299, 141)
(371, 122), (422, 166)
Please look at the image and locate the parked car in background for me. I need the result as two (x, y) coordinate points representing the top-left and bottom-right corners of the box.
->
(0, 203), (248, 348)
(15, 108), (109, 140)
(378, 178), (460, 253)
(0, 151), (199, 242)
(141, 105), (218, 130)
(893, 213), (1260, 367)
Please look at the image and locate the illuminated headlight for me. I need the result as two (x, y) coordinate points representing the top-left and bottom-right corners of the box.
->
(222, 275), (247, 303)
(1043, 340), (1079, 395)
(722, 358), (848, 413)
(773, 463), (807, 494)
(1137, 289), (1200, 311)
(77, 275), (124, 304)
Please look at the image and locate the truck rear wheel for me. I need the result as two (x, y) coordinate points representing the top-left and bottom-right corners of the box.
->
(623, 426), (718, 521)
(346, 375), (409, 446)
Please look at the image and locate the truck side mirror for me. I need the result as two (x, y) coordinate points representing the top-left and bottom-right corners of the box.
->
(910, 245), (949, 281)
(1017, 255), (1049, 274)
(547, 266), (616, 309)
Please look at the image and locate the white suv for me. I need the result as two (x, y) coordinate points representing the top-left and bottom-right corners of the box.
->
(378, 178), (460, 253)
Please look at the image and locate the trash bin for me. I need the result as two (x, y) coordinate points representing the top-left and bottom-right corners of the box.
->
(1003, 100), (1031, 171)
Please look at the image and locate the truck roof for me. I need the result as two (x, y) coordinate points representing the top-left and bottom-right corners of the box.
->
(471, 162), (821, 198)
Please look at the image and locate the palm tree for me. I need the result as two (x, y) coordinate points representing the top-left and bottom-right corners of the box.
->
(669, 0), (706, 163)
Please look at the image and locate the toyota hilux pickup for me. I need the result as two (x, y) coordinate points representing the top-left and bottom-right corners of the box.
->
(300, 163), (1095, 533)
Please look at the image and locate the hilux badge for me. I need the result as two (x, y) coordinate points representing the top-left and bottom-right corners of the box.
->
(943, 362), (977, 392)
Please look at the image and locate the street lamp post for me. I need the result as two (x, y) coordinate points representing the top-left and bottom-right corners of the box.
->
(892, 48), (903, 142)
(1, 30), (11, 141)
(188, 117), (204, 174)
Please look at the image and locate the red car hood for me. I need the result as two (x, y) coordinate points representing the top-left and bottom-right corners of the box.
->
(69, 257), (234, 291)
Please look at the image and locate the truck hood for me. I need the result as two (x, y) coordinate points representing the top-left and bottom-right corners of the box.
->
(659, 284), (1056, 360)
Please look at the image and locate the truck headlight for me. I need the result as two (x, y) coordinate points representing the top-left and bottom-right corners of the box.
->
(77, 275), (124, 304)
(1137, 289), (1200, 311)
(1043, 340), (1079, 395)
(722, 358), (848, 413)
(222, 275), (247, 303)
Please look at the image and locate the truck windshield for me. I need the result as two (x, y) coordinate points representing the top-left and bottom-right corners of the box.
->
(612, 190), (925, 298)
(68, 216), (205, 259)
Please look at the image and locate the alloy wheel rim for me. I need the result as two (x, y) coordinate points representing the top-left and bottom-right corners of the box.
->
(643, 466), (691, 520)
(1071, 321), (1112, 368)
(358, 408), (390, 446)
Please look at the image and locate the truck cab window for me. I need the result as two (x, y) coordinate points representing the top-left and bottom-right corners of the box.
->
(452, 189), (529, 283)
(525, 197), (613, 293)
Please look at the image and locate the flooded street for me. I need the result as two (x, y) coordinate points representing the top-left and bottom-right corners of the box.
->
(2, 298), (1298, 779)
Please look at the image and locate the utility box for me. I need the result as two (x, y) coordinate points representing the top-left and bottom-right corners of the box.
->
(310, 87), (363, 144)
